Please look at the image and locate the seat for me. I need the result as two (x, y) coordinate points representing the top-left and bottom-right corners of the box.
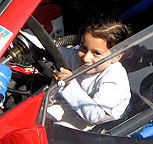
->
(91, 88), (152, 133)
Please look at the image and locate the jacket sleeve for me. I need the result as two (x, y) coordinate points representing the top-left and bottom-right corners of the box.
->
(59, 78), (119, 124)
(59, 70), (131, 124)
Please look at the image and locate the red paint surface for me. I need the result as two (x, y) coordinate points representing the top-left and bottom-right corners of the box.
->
(0, 0), (42, 58)
(0, 92), (45, 139)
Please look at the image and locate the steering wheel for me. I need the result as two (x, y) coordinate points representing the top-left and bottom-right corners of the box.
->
(25, 15), (68, 71)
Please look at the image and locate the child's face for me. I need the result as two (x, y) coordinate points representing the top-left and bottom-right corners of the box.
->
(78, 32), (113, 74)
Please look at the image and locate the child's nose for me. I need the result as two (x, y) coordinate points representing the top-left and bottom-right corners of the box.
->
(83, 52), (93, 62)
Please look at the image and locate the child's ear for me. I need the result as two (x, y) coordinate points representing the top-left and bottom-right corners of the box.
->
(112, 52), (124, 63)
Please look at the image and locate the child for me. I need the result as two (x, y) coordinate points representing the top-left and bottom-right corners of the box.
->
(50, 13), (134, 130)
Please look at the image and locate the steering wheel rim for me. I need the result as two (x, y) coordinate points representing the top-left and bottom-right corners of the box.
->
(25, 15), (68, 71)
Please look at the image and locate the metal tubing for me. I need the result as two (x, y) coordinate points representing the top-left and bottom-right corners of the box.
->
(41, 84), (58, 126)
(0, 55), (13, 65)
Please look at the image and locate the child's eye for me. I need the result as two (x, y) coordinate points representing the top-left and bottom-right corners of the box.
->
(94, 51), (101, 55)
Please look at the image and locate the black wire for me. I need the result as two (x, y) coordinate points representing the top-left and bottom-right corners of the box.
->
(7, 88), (31, 96)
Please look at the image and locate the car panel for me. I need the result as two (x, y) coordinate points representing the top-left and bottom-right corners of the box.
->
(0, 0), (42, 58)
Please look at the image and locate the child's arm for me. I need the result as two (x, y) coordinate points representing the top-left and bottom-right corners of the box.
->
(59, 79), (112, 124)
(58, 65), (131, 124)
(59, 78), (130, 124)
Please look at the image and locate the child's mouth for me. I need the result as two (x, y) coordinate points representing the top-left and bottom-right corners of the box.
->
(83, 64), (91, 68)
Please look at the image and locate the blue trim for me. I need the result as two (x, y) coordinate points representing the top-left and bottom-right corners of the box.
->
(119, 0), (153, 21)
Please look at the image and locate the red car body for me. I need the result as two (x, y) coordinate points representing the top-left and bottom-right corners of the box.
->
(0, 92), (49, 144)
(0, 0), (41, 58)
(0, 0), (49, 143)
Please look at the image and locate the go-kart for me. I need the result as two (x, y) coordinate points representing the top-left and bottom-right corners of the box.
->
(0, 0), (153, 143)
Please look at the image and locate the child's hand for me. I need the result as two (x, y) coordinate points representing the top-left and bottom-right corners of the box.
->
(52, 67), (72, 83)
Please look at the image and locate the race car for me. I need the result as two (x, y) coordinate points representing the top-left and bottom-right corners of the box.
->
(0, 0), (153, 143)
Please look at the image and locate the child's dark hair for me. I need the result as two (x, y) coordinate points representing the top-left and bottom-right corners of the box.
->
(79, 13), (134, 49)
